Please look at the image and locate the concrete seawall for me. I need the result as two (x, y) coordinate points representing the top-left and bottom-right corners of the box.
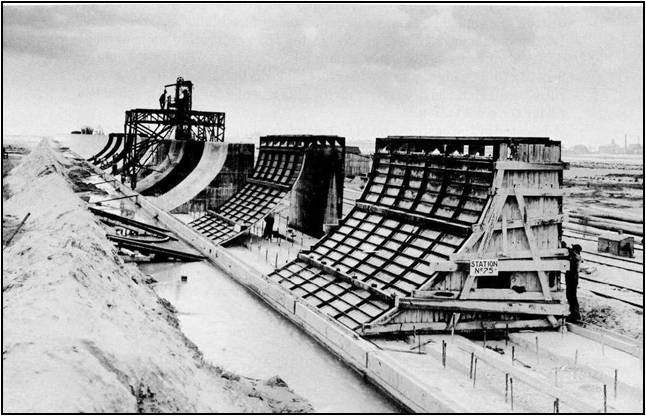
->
(92, 167), (465, 413)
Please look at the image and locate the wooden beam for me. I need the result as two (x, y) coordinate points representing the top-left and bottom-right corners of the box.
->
(495, 161), (568, 171)
(450, 248), (569, 261)
(398, 298), (569, 316)
(566, 323), (643, 359)
(246, 177), (292, 191)
(514, 187), (553, 301)
(296, 253), (394, 304)
(424, 259), (568, 274)
(361, 319), (552, 336)
(501, 211), (508, 254)
(491, 214), (566, 231)
(413, 289), (565, 302)
(452, 336), (600, 413)
(512, 188), (564, 197)
(355, 201), (471, 236)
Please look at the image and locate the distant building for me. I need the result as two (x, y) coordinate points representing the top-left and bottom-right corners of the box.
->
(345, 146), (372, 177)
(598, 139), (622, 154)
(627, 142), (643, 155)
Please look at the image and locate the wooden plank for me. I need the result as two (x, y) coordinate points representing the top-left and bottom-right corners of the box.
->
(452, 336), (600, 413)
(514, 187), (553, 301)
(495, 161), (567, 171)
(513, 188), (563, 197)
(413, 289), (565, 302)
(425, 259), (567, 274)
(361, 319), (551, 336)
(492, 215), (565, 231)
(399, 298), (569, 316)
(501, 212), (508, 254)
(476, 192), (508, 257)
(566, 323), (644, 359)
(450, 248), (568, 261)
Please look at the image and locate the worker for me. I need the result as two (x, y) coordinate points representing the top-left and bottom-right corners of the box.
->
(159, 90), (166, 109)
(564, 243), (582, 322)
(263, 213), (275, 239)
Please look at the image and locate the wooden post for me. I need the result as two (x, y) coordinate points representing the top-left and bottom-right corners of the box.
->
(512, 346), (515, 365)
(505, 323), (509, 347)
(614, 369), (618, 399)
(472, 357), (478, 388)
(505, 373), (509, 403)
(442, 340), (447, 367)
(274, 252), (278, 268)
(574, 349), (578, 365)
(469, 352), (474, 379)
(603, 384), (607, 413)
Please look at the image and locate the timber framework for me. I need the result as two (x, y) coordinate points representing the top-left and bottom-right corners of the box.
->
(269, 136), (570, 335)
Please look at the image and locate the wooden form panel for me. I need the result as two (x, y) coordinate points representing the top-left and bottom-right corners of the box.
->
(269, 260), (391, 330)
(189, 135), (344, 245)
(308, 206), (467, 297)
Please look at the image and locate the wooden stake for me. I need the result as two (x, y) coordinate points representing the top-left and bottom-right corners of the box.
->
(469, 352), (474, 379)
(603, 384), (607, 413)
(505, 373), (509, 403)
(442, 340), (446, 367)
(512, 346), (515, 365)
(472, 357), (478, 388)
(614, 369), (618, 399)
(574, 349), (578, 365)
(505, 323), (509, 346)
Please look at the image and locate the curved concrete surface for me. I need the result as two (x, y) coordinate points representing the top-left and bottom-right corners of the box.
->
(95, 135), (123, 166)
(141, 141), (205, 197)
(135, 140), (185, 193)
(88, 135), (114, 161)
(151, 142), (228, 211)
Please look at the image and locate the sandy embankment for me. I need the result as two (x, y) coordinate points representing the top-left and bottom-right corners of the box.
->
(2, 140), (313, 413)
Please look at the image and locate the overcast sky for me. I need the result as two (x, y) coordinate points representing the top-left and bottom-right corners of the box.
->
(2, 4), (643, 147)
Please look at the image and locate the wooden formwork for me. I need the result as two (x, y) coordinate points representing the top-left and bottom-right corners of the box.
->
(266, 136), (569, 335)
(364, 137), (569, 335)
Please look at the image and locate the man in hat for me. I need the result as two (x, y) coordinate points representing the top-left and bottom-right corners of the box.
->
(564, 243), (582, 322)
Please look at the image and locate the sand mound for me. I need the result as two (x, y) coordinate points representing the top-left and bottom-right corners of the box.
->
(2, 140), (312, 413)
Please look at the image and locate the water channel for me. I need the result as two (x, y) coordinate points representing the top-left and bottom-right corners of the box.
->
(140, 261), (400, 413)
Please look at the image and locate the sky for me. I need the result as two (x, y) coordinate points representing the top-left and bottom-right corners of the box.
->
(2, 4), (643, 148)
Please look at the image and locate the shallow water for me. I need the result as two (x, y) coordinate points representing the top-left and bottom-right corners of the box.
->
(140, 261), (400, 413)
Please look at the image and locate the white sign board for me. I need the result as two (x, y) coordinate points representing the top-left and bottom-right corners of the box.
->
(470, 259), (499, 276)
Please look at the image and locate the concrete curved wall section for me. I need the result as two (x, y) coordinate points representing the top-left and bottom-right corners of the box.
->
(268, 136), (567, 333)
(189, 135), (345, 245)
(140, 140), (205, 197)
(134, 140), (186, 193)
(150, 142), (228, 211)
(91, 133), (123, 167)
(88, 134), (115, 162)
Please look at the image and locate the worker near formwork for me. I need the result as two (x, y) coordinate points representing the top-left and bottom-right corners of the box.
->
(263, 213), (275, 239)
(563, 242), (583, 322)
(159, 90), (166, 109)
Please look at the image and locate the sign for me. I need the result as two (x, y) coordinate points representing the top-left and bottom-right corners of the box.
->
(470, 259), (499, 276)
